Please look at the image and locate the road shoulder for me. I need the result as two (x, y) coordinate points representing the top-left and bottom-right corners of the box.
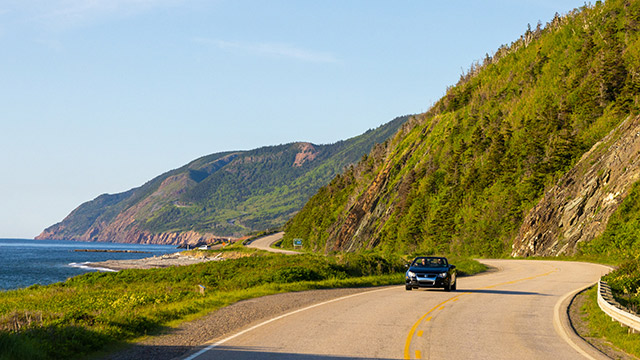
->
(100, 287), (384, 360)
(569, 286), (637, 360)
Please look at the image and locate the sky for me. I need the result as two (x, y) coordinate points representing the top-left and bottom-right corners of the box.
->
(0, 0), (589, 238)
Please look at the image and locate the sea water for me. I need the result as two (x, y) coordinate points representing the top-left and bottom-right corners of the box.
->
(0, 238), (180, 291)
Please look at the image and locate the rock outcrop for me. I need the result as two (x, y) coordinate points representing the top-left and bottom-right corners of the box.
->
(35, 172), (225, 245)
(511, 115), (640, 257)
(293, 143), (318, 167)
(36, 227), (227, 246)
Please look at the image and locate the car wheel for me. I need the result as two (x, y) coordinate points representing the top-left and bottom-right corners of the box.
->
(444, 282), (451, 292)
(451, 281), (457, 291)
(405, 285), (413, 291)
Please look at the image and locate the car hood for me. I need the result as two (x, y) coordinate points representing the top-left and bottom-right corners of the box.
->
(407, 266), (448, 273)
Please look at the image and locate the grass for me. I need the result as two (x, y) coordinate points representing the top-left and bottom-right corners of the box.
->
(580, 286), (640, 357)
(1, 275), (404, 360)
(0, 249), (486, 360)
(446, 255), (488, 276)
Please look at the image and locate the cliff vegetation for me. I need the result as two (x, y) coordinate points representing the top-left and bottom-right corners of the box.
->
(284, 0), (640, 258)
(36, 116), (406, 244)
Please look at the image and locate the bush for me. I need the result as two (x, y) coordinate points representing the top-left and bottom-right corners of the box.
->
(334, 253), (405, 277)
(603, 258), (640, 313)
(273, 267), (322, 283)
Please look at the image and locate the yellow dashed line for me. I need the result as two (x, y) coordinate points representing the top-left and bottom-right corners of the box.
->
(417, 330), (424, 337)
(403, 268), (559, 359)
(403, 295), (462, 359)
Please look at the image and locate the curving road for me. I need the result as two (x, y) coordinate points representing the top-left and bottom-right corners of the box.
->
(246, 232), (299, 255)
(183, 260), (611, 360)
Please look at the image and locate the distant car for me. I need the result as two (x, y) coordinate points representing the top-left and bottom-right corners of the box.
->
(405, 256), (457, 291)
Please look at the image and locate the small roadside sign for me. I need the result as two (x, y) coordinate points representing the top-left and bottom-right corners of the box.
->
(293, 238), (303, 248)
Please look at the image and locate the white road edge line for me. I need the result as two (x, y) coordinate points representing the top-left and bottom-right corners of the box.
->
(553, 283), (597, 360)
(553, 282), (610, 360)
(181, 286), (397, 360)
(553, 264), (613, 360)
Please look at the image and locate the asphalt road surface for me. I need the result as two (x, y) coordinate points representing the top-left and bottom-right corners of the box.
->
(246, 232), (299, 254)
(183, 259), (611, 360)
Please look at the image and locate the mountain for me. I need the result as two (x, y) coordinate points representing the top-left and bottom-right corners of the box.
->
(36, 116), (407, 244)
(283, 0), (640, 257)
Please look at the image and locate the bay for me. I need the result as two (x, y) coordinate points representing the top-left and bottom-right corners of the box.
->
(0, 238), (180, 291)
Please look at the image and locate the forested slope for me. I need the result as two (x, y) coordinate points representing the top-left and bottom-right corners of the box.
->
(284, 0), (640, 257)
(37, 116), (407, 243)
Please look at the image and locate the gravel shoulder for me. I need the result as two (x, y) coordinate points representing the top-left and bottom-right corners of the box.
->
(100, 286), (390, 360)
(568, 286), (636, 360)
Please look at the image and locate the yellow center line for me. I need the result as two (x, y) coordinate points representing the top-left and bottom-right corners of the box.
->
(403, 294), (463, 359)
(403, 268), (558, 359)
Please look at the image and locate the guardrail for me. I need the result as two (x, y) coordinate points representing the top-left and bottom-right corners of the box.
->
(597, 280), (640, 334)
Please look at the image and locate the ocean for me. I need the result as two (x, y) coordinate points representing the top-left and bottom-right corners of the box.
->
(0, 238), (181, 291)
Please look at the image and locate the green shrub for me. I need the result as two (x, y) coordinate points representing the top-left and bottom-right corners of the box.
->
(603, 258), (640, 313)
(581, 286), (640, 357)
(273, 267), (322, 283)
(0, 251), (407, 359)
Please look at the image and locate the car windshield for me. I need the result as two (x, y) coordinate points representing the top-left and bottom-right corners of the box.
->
(413, 257), (447, 268)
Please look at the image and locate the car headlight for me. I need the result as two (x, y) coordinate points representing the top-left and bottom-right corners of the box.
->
(437, 272), (448, 278)
(406, 271), (416, 278)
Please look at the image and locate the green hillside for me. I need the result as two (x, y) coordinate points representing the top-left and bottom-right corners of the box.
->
(283, 0), (640, 257)
(38, 116), (407, 241)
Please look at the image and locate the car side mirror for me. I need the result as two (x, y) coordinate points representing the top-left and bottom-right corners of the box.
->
(404, 263), (410, 268)
(450, 265), (456, 269)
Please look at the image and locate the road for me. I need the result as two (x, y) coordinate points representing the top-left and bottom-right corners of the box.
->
(183, 259), (611, 360)
(246, 232), (299, 255)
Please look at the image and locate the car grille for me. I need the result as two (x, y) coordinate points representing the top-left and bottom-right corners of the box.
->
(416, 273), (438, 277)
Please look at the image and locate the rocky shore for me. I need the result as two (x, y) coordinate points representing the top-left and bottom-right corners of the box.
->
(74, 249), (149, 253)
(87, 251), (224, 271)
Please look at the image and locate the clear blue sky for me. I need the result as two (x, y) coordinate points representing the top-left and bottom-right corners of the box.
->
(0, 0), (587, 238)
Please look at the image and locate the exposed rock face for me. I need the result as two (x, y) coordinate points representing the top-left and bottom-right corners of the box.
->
(36, 227), (227, 246)
(35, 173), (222, 245)
(293, 143), (318, 167)
(512, 115), (640, 257)
(329, 160), (391, 252)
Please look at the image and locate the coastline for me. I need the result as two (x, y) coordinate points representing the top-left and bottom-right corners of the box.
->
(81, 252), (225, 272)
(0, 239), (182, 290)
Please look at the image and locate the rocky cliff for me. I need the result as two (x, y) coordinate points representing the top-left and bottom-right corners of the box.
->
(511, 115), (640, 257)
(37, 227), (226, 246)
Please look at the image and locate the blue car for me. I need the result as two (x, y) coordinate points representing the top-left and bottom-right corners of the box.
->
(405, 256), (457, 291)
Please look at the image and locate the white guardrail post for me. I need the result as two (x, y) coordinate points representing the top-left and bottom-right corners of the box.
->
(597, 279), (640, 334)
